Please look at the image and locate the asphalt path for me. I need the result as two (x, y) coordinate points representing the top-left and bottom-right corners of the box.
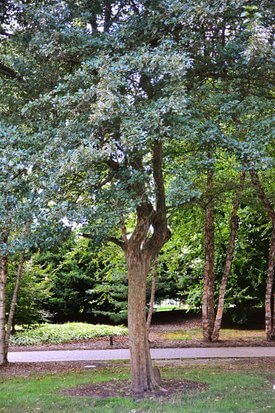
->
(8, 346), (275, 363)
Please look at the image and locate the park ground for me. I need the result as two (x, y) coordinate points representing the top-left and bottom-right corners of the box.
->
(1, 317), (274, 412)
(0, 358), (274, 412)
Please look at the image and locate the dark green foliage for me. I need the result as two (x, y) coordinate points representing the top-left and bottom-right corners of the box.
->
(1, 0), (274, 333)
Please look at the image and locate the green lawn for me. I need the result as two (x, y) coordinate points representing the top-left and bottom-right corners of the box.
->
(164, 328), (265, 341)
(0, 362), (274, 413)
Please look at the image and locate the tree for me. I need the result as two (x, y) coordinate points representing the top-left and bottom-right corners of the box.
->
(0, 125), (35, 364)
(250, 171), (275, 340)
(1, 0), (189, 394)
(1, 0), (273, 392)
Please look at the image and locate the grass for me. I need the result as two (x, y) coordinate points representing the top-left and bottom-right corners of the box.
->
(154, 306), (186, 312)
(10, 323), (128, 346)
(164, 328), (265, 341)
(0, 362), (274, 412)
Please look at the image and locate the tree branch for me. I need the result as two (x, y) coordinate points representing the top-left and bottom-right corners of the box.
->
(106, 236), (125, 250)
(0, 61), (22, 81)
(250, 170), (275, 222)
(144, 139), (171, 257)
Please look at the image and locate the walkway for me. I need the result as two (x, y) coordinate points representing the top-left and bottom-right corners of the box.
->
(8, 346), (275, 363)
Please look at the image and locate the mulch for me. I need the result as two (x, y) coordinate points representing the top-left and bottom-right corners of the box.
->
(61, 378), (208, 400)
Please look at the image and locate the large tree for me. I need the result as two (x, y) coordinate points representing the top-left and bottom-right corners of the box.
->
(1, 0), (274, 392)
(0, 0), (190, 394)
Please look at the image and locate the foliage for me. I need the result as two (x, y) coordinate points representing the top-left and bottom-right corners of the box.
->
(0, 0), (274, 352)
(6, 253), (53, 326)
(10, 322), (127, 346)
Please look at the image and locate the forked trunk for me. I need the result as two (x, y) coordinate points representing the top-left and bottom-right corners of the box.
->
(4, 251), (26, 359)
(127, 252), (159, 396)
(0, 255), (8, 365)
(202, 169), (215, 341)
(265, 224), (275, 340)
(146, 257), (158, 332)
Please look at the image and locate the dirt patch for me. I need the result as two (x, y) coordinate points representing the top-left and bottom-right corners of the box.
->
(0, 361), (86, 379)
(61, 378), (208, 400)
(1, 358), (274, 380)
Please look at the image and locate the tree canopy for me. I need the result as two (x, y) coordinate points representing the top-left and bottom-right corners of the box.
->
(0, 0), (274, 395)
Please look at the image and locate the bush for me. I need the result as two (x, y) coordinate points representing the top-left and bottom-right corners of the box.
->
(10, 322), (128, 345)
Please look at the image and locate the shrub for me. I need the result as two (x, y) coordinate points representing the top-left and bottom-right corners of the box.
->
(10, 322), (128, 345)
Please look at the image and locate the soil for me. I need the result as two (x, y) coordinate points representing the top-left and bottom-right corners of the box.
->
(61, 378), (208, 400)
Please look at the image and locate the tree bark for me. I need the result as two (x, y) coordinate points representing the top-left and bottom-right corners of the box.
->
(202, 169), (215, 341)
(0, 254), (8, 365)
(250, 170), (275, 340)
(265, 224), (275, 340)
(4, 251), (26, 360)
(108, 139), (170, 396)
(127, 252), (159, 395)
(146, 257), (158, 332)
(211, 171), (245, 342)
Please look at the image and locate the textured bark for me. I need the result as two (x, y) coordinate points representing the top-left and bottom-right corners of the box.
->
(106, 139), (170, 396)
(250, 171), (275, 340)
(127, 253), (159, 395)
(4, 251), (26, 359)
(265, 225), (275, 340)
(126, 140), (170, 395)
(0, 255), (8, 365)
(211, 171), (245, 342)
(146, 257), (158, 332)
(202, 169), (215, 342)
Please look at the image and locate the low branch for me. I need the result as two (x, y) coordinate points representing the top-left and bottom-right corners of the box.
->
(82, 233), (125, 249)
(0, 61), (23, 81)
(106, 236), (125, 250)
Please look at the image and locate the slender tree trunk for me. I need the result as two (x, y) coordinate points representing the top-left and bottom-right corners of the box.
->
(0, 254), (8, 365)
(127, 252), (159, 396)
(265, 224), (275, 340)
(146, 257), (158, 332)
(4, 250), (26, 359)
(250, 171), (275, 340)
(202, 169), (215, 341)
(211, 172), (245, 342)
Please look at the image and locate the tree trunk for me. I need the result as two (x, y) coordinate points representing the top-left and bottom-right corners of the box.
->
(202, 169), (215, 341)
(146, 257), (158, 332)
(127, 251), (159, 396)
(0, 255), (8, 365)
(250, 171), (275, 341)
(4, 251), (26, 359)
(265, 224), (275, 340)
(211, 171), (245, 342)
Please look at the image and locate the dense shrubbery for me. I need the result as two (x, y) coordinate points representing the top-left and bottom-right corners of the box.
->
(10, 323), (127, 346)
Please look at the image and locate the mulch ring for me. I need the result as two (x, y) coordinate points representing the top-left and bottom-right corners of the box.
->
(61, 378), (208, 400)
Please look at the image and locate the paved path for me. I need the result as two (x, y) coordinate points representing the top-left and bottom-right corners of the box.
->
(8, 347), (275, 363)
